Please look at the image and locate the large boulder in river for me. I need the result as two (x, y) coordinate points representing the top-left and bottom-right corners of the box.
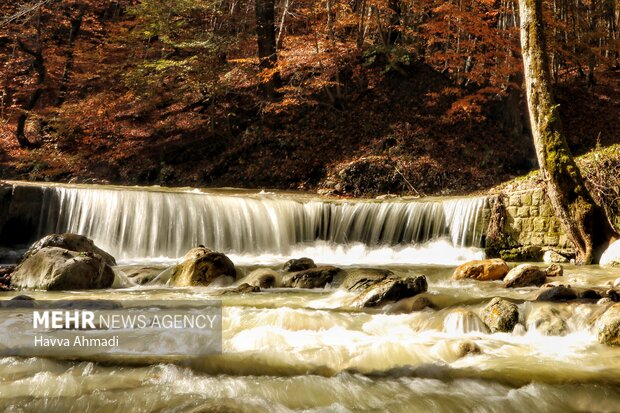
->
(245, 268), (281, 288)
(481, 297), (519, 333)
(600, 240), (620, 267)
(352, 275), (427, 308)
(338, 268), (394, 291)
(281, 266), (343, 288)
(22, 233), (116, 266)
(597, 304), (620, 345)
(170, 247), (236, 287)
(10, 247), (115, 290)
(452, 258), (509, 281)
(503, 264), (546, 288)
(282, 257), (316, 272)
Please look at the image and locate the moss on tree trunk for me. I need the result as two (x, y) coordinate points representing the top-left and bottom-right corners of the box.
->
(519, 0), (616, 263)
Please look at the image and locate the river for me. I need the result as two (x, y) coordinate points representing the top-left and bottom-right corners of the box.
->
(0, 183), (619, 412)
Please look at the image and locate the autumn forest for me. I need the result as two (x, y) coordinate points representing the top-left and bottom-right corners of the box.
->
(0, 0), (619, 196)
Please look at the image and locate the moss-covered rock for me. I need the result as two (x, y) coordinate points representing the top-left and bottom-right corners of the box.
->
(481, 297), (519, 333)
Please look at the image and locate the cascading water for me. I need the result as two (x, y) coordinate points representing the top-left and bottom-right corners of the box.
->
(36, 185), (489, 264)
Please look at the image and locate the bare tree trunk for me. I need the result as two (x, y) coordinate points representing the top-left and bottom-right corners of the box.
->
(55, 5), (85, 106)
(256, 0), (281, 97)
(16, 37), (45, 149)
(275, 0), (289, 49)
(519, 0), (616, 263)
(387, 0), (401, 45)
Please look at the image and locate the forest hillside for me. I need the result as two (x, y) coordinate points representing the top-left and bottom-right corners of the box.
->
(0, 0), (618, 196)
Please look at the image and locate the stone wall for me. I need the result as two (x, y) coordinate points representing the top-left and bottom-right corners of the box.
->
(489, 188), (574, 260)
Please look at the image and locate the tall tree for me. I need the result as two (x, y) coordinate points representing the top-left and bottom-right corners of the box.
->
(256, 0), (280, 96)
(519, 0), (617, 263)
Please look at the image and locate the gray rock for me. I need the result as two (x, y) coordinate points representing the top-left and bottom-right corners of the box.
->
(245, 268), (281, 288)
(545, 263), (563, 277)
(10, 247), (114, 290)
(503, 264), (546, 288)
(352, 275), (427, 308)
(597, 304), (620, 345)
(22, 233), (116, 266)
(543, 250), (570, 264)
(338, 268), (394, 291)
(282, 257), (316, 272)
(170, 247), (236, 287)
(119, 265), (167, 285)
(282, 266), (343, 288)
(536, 285), (577, 301)
(481, 297), (519, 333)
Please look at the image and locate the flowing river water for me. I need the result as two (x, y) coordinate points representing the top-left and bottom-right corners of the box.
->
(1, 184), (620, 412)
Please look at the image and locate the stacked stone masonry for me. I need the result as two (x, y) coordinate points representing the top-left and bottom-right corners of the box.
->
(502, 189), (572, 250)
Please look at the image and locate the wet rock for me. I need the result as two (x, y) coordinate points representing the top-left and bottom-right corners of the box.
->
(545, 263), (563, 277)
(338, 268), (394, 291)
(456, 341), (481, 357)
(22, 233), (116, 266)
(452, 258), (509, 282)
(119, 265), (167, 285)
(10, 247), (115, 290)
(536, 285), (577, 301)
(282, 266), (343, 289)
(606, 289), (620, 302)
(282, 257), (316, 272)
(220, 283), (261, 295)
(481, 297), (519, 333)
(543, 250), (570, 264)
(245, 268), (281, 288)
(528, 306), (568, 336)
(170, 247), (236, 287)
(578, 289), (602, 300)
(0, 294), (35, 308)
(600, 240), (620, 267)
(352, 275), (428, 308)
(384, 295), (433, 313)
(598, 297), (613, 305)
(503, 264), (546, 288)
(596, 304), (620, 345)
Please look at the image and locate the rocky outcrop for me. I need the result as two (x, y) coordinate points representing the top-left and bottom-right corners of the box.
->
(219, 283), (261, 295)
(338, 268), (394, 291)
(503, 264), (546, 288)
(22, 233), (116, 266)
(597, 304), (620, 345)
(169, 247), (236, 287)
(10, 247), (115, 290)
(282, 266), (343, 289)
(481, 297), (519, 333)
(600, 240), (620, 267)
(352, 275), (427, 308)
(282, 257), (316, 272)
(452, 259), (509, 281)
(245, 268), (281, 288)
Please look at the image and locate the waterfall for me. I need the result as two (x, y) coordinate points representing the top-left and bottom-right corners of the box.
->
(36, 186), (489, 260)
